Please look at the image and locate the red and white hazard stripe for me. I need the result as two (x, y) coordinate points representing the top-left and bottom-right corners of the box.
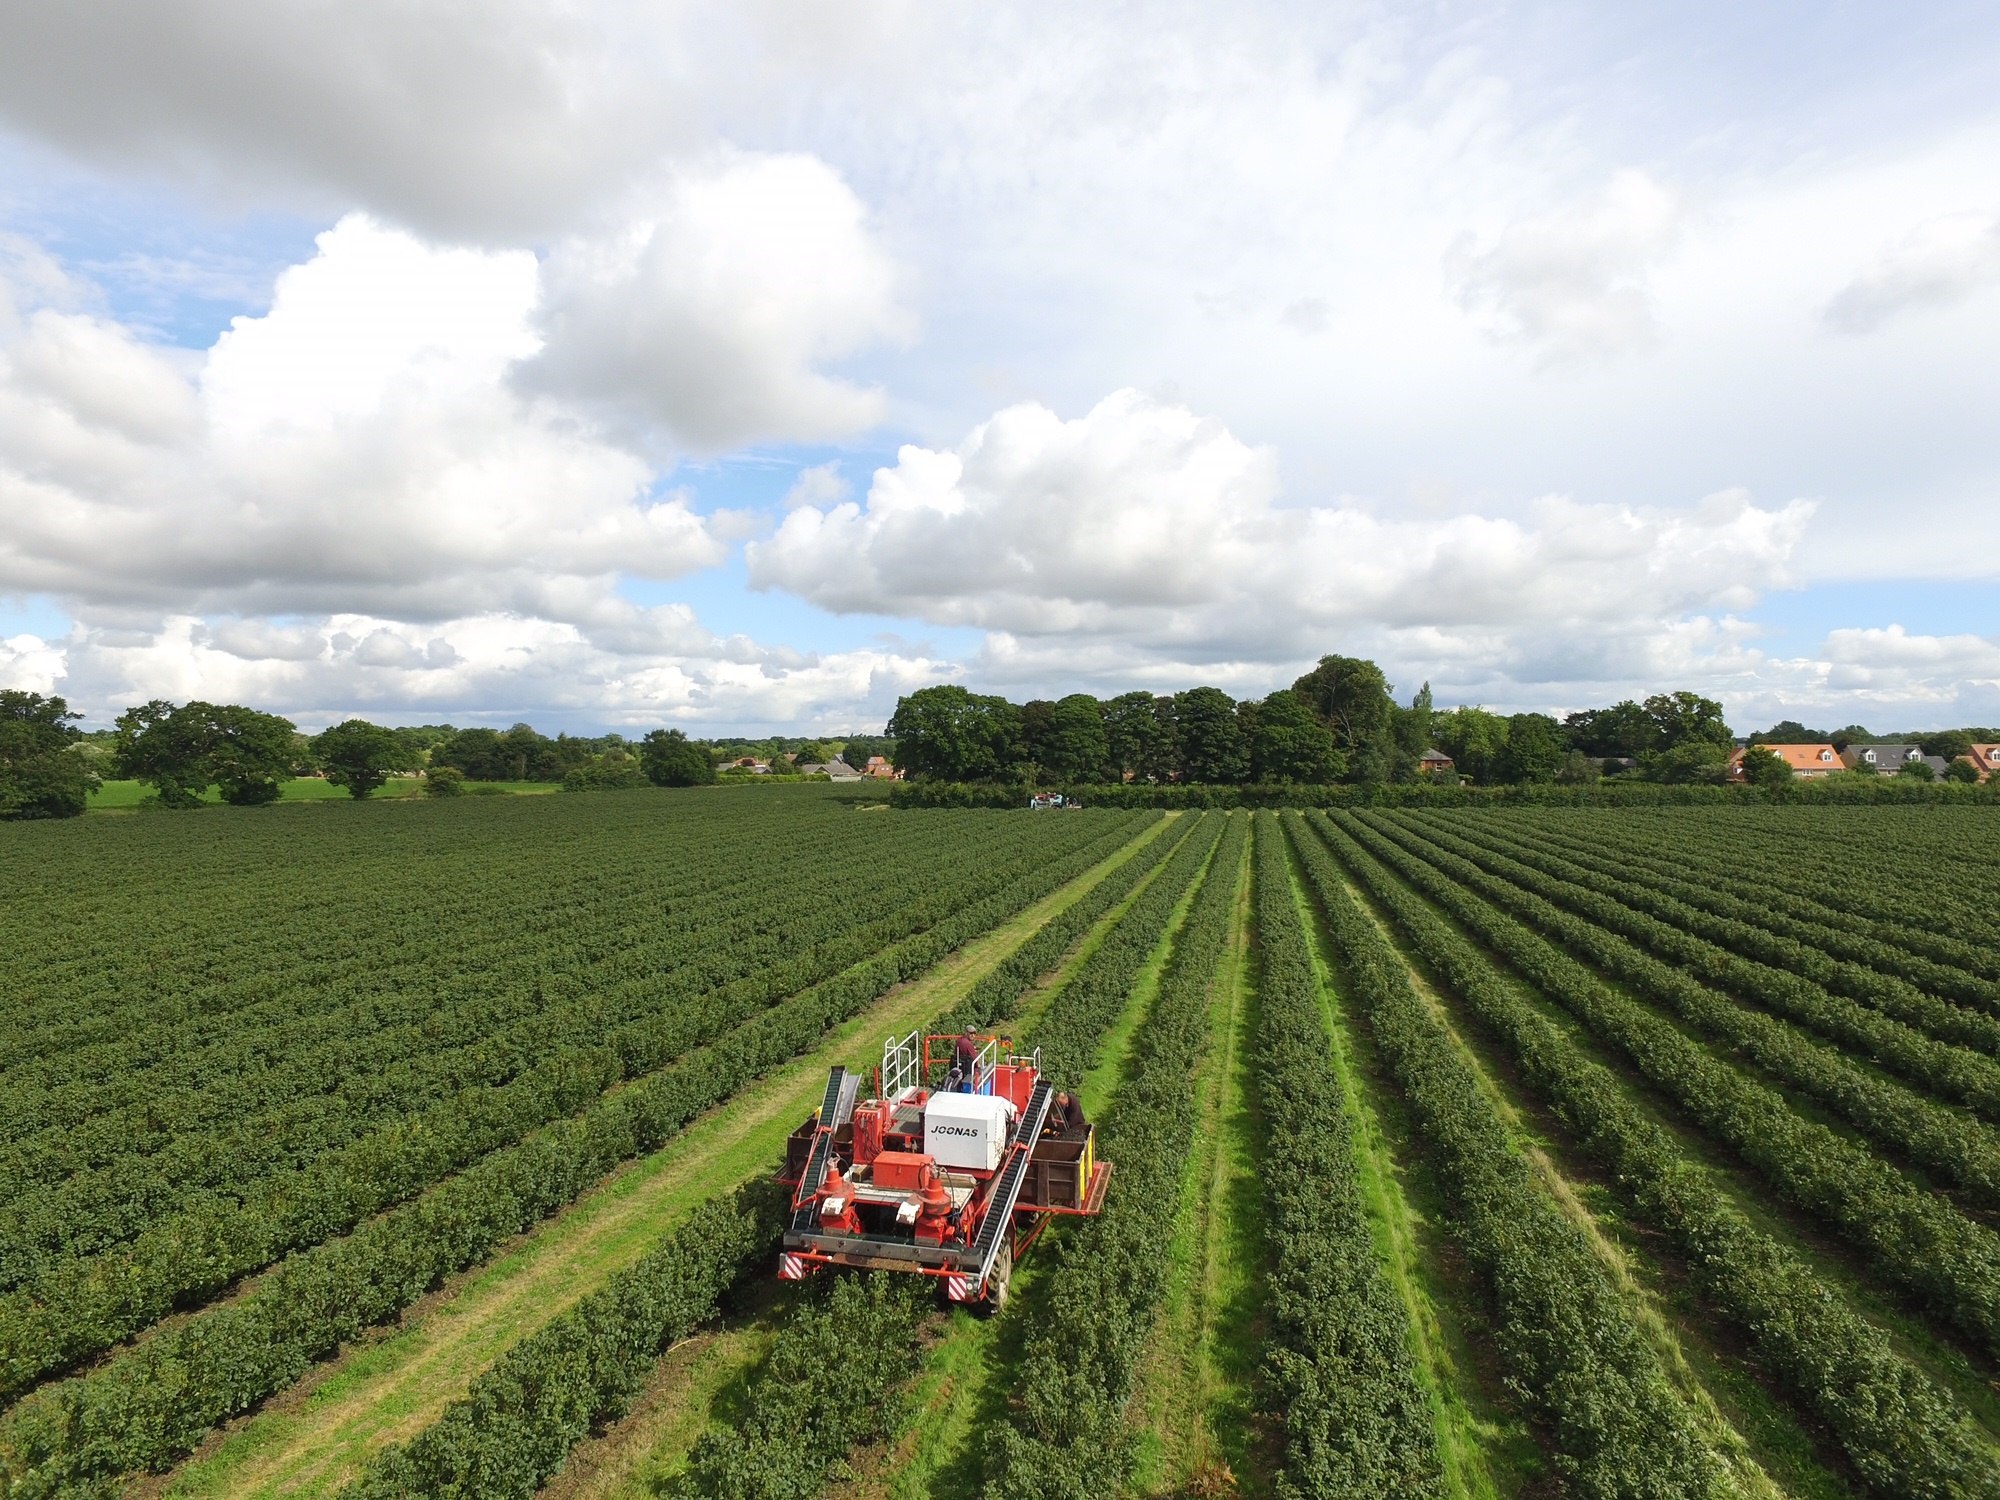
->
(779, 1253), (806, 1281)
(946, 1275), (978, 1302)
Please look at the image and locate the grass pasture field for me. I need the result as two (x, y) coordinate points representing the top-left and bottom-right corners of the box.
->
(85, 776), (557, 809)
(2, 789), (1999, 1499)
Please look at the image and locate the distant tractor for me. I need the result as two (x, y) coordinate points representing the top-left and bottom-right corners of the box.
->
(777, 1031), (1110, 1307)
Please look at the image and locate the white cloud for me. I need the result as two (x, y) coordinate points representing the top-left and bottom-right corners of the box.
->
(1823, 211), (2000, 334)
(0, 1), (688, 240)
(42, 609), (948, 734)
(0, 216), (721, 621)
(750, 389), (1812, 681)
(1448, 171), (1682, 363)
(0, 633), (64, 696)
(523, 154), (906, 451)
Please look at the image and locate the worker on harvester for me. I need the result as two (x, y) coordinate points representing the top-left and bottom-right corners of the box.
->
(948, 1031), (980, 1092)
(1047, 1090), (1088, 1137)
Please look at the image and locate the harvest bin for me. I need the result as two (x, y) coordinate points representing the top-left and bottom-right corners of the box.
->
(1021, 1131), (1093, 1211)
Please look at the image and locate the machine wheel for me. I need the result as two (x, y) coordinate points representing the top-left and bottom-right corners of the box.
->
(983, 1241), (1014, 1314)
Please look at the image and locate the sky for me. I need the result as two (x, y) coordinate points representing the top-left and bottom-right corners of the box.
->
(0, 2), (1996, 737)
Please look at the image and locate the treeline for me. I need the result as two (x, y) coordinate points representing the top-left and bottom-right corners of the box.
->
(0, 692), (858, 820)
(887, 658), (1758, 790)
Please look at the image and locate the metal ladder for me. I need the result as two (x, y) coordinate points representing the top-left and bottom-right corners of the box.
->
(789, 1067), (858, 1234)
(965, 1079), (1051, 1285)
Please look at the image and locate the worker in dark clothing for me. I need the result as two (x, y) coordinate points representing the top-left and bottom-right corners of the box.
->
(952, 1032), (980, 1092)
(1047, 1090), (1087, 1137)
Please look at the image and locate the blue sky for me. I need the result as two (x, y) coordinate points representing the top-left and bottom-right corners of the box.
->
(0, 2), (1995, 735)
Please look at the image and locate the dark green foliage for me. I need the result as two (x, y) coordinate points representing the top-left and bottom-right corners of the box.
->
(1314, 812), (2000, 1500)
(1290, 814), (1727, 1500)
(346, 1181), (786, 1500)
(1565, 700), (1659, 758)
(1638, 740), (1734, 783)
(1337, 812), (2000, 1364)
(1642, 691), (1734, 750)
(639, 728), (715, 786)
(424, 765), (465, 796)
(1250, 816), (1442, 1497)
(1738, 744), (1793, 788)
(989, 814), (1248, 1498)
(114, 698), (297, 807)
(560, 749), (651, 791)
(888, 685), (1024, 781)
(313, 718), (418, 798)
(1103, 690), (1177, 783)
(1251, 689), (1343, 783)
(430, 723), (563, 782)
(1497, 712), (1564, 784)
(670, 1276), (933, 1500)
(1290, 655), (1395, 778)
(0, 692), (93, 820)
(1037, 694), (1110, 782)
(1174, 686), (1249, 783)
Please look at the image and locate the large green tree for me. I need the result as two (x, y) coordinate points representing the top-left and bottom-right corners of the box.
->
(1174, 686), (1248, 783)
(886, 686), (1024, 781)
(1432, 705), (1510, 784)
(312, 719), (416, 798)
(1291, 654), (1396, 782)
(115, 700), (298, 807)
(1250, 689), (1342, 782)
(1497, 713), (1565, 784)
(0, 691), (96, 819)
(639, 729), (716, 786)
(430, 723), (564, 781)
(1102, 691), (1177, 782)
(1038, 695), (1109, 782)
(1563, 700), (1657, 757)
(1644, 691), (1733, 750)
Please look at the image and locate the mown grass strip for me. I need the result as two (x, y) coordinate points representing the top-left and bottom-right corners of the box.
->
(1286, 814), (1731, 1500)
(1308, 811), (2000, 1500)
(1248, 813), (1443, 1497)
(1125, 818), (1264, 1496)
(987, 814), (1249, 1498)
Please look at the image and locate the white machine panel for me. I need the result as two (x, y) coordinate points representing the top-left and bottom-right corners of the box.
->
(923, 1092), (1016, 1172)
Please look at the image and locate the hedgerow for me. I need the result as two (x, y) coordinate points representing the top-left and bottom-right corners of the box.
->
(0, 818), (1149, 1495)
(342, 1179), (786, 1500)
(667, 1275), (935, 1500)
(1304, 810), (2000, 1500)
(1022, 811), (1229, 1086)
(1249, 814), (1442, 1497)
(1333, 811), (2000, 1362)
(1467, 813), (2000, 1015)
(1420, 811), (2000, 1054)
(1378, 814), (2000, 1205)
(1499, 810), (2000, 983)
(988, 814), (1248, 1498)
(1286, 816), (1728, 1500)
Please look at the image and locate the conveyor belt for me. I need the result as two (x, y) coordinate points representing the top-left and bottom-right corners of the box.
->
(789, 1067), (850, 1233)
(966, 1080), (1051, 1284)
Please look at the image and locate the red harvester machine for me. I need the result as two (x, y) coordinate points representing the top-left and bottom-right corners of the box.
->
(777, 1030), (1111, 1307)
